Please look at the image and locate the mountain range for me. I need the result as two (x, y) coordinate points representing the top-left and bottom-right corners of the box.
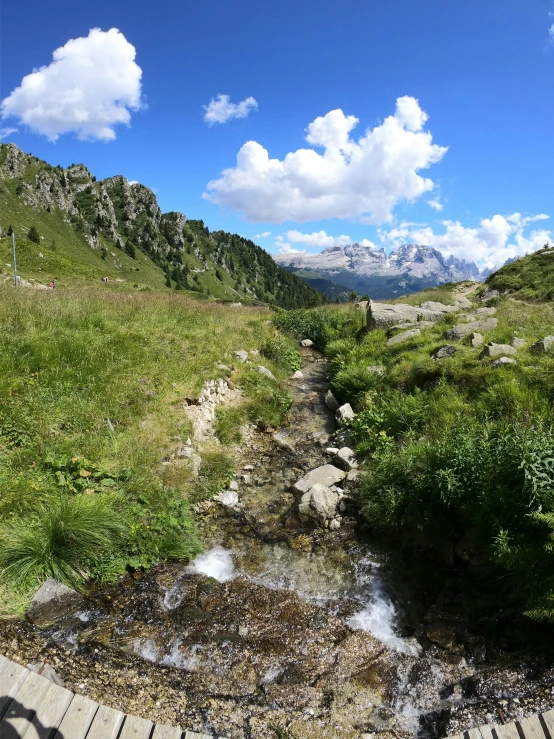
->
(273, 242), (482, 299)
(0, 143), (323, 309)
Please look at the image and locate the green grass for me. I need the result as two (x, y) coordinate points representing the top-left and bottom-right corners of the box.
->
(484, 245), (554, 302)
(0, 285), (293, 613)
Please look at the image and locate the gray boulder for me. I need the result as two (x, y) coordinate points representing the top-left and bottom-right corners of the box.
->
(336, 447), (358, 470)
(510, 337), (526, 349)
(386, 328), (420, 346)
(481, 288), (500, 302)
(453, 296), (472, 309)
(27, 579), (85, 626)
(460, 306), (497, 320)
(214, 490), (239, 507)
(298, 484), (339, 526)
(355, 300), (369, 311)
(257, 365), (276, 381)
(491, 357), (517, 367)
(367, 365), (386, 375)
(325, 390), (340, 412)
(444, 318), (498, 341)
(432, 345), (457, 360)
(390, 321), (435, 331)
(368, 301), (457, 330)
(300, 339), (314, 347)
(479, 343), (517, 359)
(530, 336), (554, 354)
(336, 403), (355, 426)
(292, 464), (346, 496)
(468, 332), (484, 347)
(290, 370), (304, 380)
(233, 350), (248, 362)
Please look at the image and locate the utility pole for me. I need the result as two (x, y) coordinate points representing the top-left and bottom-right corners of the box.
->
(12, 232), (17, 287)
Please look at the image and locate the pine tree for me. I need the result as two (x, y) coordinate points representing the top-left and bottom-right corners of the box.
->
(125, 241), (136, 259)
(28, 226), (40, 243)
(7, 225), (13, 237)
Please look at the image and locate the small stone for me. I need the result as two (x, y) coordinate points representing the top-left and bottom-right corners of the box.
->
(325, 390), (340, 412)
(240, 474), (251, 484)
(326, 447), (340, 455)
(233, 350), (248, 362)
(479, 343), (517, 359)
(27, 662), (65, 687)
(243, 464), (255, 471)
(213, 490), (239, 507)
(469, 332), (484, 347)
(510, 337), (526, 349)
(229, 481), (239, 491)
(491, 357), (517, 367)
(329, 519), (341, 530)
(386, 328), (420, 346)
(530, 336), (554, 354)
(217, 363), (230, 371)
(366, 365), (386, 375)
(300, 339), (314, 347)
(257, 365), (276, 380)
(346, 469), (360, 482)
(290, 370), (304, 380)
(336, 447), (358, 470)
(336, 403), (355, 427)
(298, 483), (339, 526)
(292, 464), (347, 496)
(432, 344), (457, 360)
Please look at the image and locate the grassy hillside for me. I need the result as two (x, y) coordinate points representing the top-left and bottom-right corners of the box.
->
(0, 286), (299, 615)
(484, 245), (554, 302)
(0, 143), (323, 307)
(274, 296), (554, 626)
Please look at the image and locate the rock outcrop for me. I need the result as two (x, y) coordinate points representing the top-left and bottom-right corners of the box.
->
(27, 579), (85, 626)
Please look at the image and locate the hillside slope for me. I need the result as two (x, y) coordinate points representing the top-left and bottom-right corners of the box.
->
(0, 143), (323, 308)
(484, 245), (554, 302)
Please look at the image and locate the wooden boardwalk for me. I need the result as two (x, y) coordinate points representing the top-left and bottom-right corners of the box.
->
(448, 709), (554, 739)
(0, 655), (226, 739)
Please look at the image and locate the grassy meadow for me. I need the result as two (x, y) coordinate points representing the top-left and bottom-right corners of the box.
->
(275, 296), (554, 624)
(0, 285), (296, 615)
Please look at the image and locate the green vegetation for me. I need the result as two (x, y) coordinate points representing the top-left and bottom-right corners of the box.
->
(0, 286), (293, 614)
(274, 296), (554, 624)
(483, 244), (554, 302)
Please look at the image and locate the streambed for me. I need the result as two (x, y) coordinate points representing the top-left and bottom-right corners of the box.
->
(3, 349), (554, 738)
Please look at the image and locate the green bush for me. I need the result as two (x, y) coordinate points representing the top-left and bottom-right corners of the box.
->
(272, 307), (363, 349)
(260, 335), (302, 372)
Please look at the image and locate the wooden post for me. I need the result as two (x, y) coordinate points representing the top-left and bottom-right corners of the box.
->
(12, 231), (17, 287)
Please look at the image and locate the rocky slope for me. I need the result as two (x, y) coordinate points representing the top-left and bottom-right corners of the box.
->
(274, 242), (481, 300)
(0, 143), (323, 307)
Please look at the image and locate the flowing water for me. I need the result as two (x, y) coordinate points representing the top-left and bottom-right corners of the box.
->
(31, 349), (553, 738)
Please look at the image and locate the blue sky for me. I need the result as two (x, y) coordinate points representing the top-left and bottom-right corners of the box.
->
(1, 0), (554, 269)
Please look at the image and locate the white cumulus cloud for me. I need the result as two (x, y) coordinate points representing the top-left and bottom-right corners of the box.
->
(379, 213), (552, 270)
(204, 96), (447, 223)
(204, 94), (258, 125)
(427, 198), (444, 211)
(254, 231), (271, 239)
(286, 230), (352, 248)
(0, 28), (142, 142)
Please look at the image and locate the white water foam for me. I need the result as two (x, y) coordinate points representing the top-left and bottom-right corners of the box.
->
(187, 546), (236, 582)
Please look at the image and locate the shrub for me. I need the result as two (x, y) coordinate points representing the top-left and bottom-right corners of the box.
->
(260, 335), (302, 372)
(27, 226), (40, 243)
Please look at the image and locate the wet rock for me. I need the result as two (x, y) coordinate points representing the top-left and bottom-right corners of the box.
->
(479, 343), (517, 359)
(336, 403), (355, 427)
(426, 621), (460, 652)
(258, 365), (276, 380)
(444, 318), (498, 341)
(325, 390), (340, 412)
(213, 490), (239, 507)
(367, 365), (386, 375)
(298, 484), (339, 526)
(491, 357), (517, 367)
(300, 339), (314, 347)
(233, 350), (248, 362)
(530, 336), (554, 354)
(432, 345), (457, 360)
(292, 464), (347, 496)
(468, 332), (484, 347)
(336, 447), (358, 470)
(510, 337), (526, 349)
(264, 684), (323, 710)
(386, 328), (420, 346)
(291, 370), (304, 380)
(27, 578), (85, 626)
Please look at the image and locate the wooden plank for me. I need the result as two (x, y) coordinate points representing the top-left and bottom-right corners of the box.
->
(85, 703), (125, 739)
(479, 725), (495, 739)
(494, 723), (521, 739)
(118, 714), (154, 739)
(24, 681), (74, 739)
(151, 723), (182, 739)
(519, 715), (548, 739)
(0, 670), (51, 737)
(184, 732), (214, 739)
(0, 657), (30, 717)
(468, 728), (483, 739)
(54, 693), (98, 739)
(540, 711), (554, 739)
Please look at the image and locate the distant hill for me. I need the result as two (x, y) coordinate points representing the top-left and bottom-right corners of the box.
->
(484, 246), (554, 302)
(273, 242), (482, 299)
(0, 143), (323, 308)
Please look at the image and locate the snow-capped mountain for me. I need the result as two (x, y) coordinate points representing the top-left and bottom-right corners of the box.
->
(273, 243), (482, 299)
